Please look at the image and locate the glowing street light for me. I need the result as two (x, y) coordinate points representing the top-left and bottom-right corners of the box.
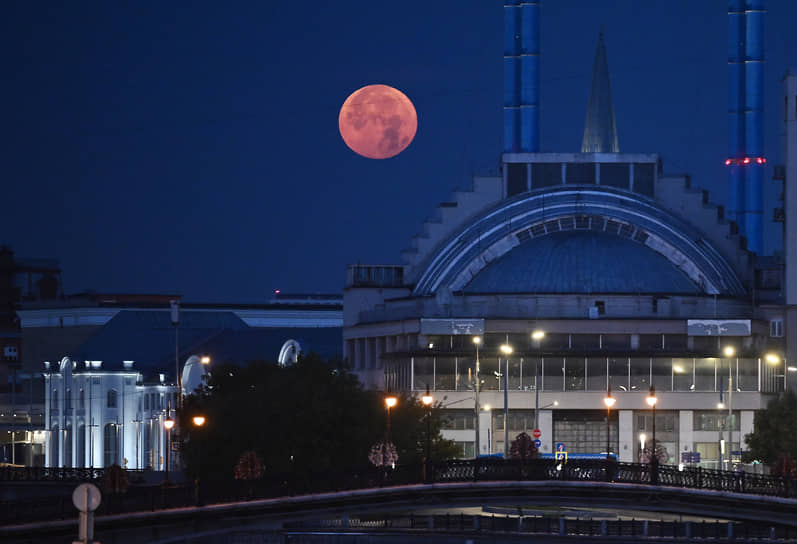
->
(384, 394), (397, 442)
(200, 355), (211, 365)
(422, 385), (433, 482)
(646, 386), (658, 485)
(499, 344), (512, 458)
(163, 411), (175, 484)
(604, 387), (616, 460)
(192, 415), (206, 505)
(473, 336), (482, 456)
(531, 330), (545, 434)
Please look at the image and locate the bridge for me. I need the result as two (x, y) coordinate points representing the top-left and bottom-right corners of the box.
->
(3, 459), (797, 543)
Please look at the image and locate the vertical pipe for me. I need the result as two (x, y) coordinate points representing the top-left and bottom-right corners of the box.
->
(520, 1), (540, 152)
(727, 0), (746, 227)
(744, 0), (765, 253)
(503, 1), (521, 152)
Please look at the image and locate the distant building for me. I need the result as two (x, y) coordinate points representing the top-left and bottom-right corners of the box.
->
(7, 292), (341, 467)
(344, 4), (789, 468)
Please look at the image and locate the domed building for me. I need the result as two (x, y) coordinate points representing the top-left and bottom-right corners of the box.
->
(344, 2), (791, 468)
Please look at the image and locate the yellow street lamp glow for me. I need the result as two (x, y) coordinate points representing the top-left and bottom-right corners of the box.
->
(192, 416), (205, 427)
(717, 402), (725, 409)
(604, 392), (616, 408)
(646, 388), (658, 407)
(500, 344), (513, 355)
(639, 433), (646, 448)
(163, 418), (175, 430)
(531, 330), (545, 341)
(472, 336), (482, 345)
(385, 396), (397, 408)
(483, 404), (491, 411)
(200, 356), (211, 365)
(723, 346), (735, 358)
(422, 386), (433, 406)
(673, 364), (685, 374)
(765, 353), (781, 365)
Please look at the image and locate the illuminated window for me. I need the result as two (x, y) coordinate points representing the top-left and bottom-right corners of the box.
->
(107, 389), (117, 408)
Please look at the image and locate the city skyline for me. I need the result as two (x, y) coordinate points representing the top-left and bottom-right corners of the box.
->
(5, 1), (797, 302)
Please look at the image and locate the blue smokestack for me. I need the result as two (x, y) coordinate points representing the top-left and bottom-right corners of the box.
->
(743, 0), (765, 254)
(520, 1), (540, 152)
(503, 1), (521, 152)
(727, 0), (745, 228)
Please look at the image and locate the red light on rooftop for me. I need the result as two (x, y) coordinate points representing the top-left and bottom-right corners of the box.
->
(275, 289), (280, 294)
(743, 157), (751, 164)
(756, 157), (766, 164)
(725, 159), (732, 166)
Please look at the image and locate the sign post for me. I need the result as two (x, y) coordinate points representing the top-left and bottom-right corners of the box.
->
(72, 483), (101, 544)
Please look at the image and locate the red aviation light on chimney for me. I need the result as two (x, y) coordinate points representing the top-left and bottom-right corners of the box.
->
(725, 157), (766, 166)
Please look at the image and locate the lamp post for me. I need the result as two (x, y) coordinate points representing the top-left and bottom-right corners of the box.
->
(500, 344), (513, 458)
(473, 336), (481, 457)
(384, 395), (397, 443)
(192, 415), (205, 505)
(603, 387), (615, 460)
(765, 352), (786, 391)
(531, 331), (545, 432)
(722, 345), (735, 471)
(422, 385), (433, 482)
(646, 386), (658, 485)
(163, 408), (174, 485)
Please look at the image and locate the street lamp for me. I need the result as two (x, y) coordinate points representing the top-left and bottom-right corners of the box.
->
(472, 336), (481, 457)
(200, 355), (211, 365)
(765, 352), (786, 391)
(422, 385), (433, 482)
(384, 394), (397, 442)
(163, 409), (175, 485)
(721, 346), (735, 471)
(500, 344), (513, 458)
(603, 387), (615, 460)
(192, 415), (205, 505)
(531, 331), (545, 433)
(646, 386), (658, 484)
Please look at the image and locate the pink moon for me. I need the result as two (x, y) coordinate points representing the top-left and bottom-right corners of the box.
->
(338, 84), (418, 159)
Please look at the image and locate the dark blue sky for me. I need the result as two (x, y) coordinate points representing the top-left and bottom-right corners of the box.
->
(4, 1), (797, 302)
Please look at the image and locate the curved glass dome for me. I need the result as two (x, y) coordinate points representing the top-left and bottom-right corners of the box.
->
(463, 230), (700, 294)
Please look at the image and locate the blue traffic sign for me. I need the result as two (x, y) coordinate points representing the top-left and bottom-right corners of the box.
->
(533, 439), (542, 448)
(556, 442), (566, 452)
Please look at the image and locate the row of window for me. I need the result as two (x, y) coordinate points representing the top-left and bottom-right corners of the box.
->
(51, 389), (176, 410)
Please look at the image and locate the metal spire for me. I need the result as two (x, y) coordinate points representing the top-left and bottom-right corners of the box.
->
(581, 30), (619, 153)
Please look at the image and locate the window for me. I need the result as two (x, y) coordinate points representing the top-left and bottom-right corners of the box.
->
(144, 394), (150, 410)
(104, 423), (119, 467)
(566, 162), (596, 184)
(441, 411), (475, 430)
(507, 163), (527, 196)
(66, 388), (72, 411)
(770, 319), (784, 338)
(531, 162), (561, 188)
(79, 389), (85, 405)
(599, 163), (629, 189)
(453, 441), (474, 459)
(107, 389), (118, 408)
(52, 389), (58, 408)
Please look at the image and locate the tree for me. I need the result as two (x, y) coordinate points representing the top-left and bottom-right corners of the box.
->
(386, 392), (462, 467)
(744, 391), (797, 468)
(509, 432), (538, 461)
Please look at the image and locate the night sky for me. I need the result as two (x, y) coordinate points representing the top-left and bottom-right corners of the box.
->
(5, 1), (797, 302)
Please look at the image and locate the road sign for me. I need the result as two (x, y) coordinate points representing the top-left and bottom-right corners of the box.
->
(532, 429), (541, 439)
(556, 442), (566, 452)
(72, 483), (101, 512)
(533, 439), (541, 448)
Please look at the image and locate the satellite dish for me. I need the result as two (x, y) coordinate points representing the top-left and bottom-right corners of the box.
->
(72, 483), (101, 512)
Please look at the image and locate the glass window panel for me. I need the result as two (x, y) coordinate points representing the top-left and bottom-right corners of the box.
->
(571, 334), (600, 350)
(651, 357), (671, 391)
(507, 358), (521, 390)
(413, 357), (434, 391)
(522, 357), (542, 391)
(586, 357), (607, 391)
(531, 162), (562, 188)
(456, 356), (476, 391)
(565, 357), (585, 391)
(435, 357), (456, 391)
(672, 358), (694, 391)
(542, 333), (569, 350)
(639, 334), (663, 351)
(692, 336), (720, 354)
(481, 357), (500, 391)
(506, 333), (530, 352)
(664, 335), (688, 351)
(600, 163), (630, 189)
(630, 357), (650, 391)
(633, 163), (655, 196)
(694, 358), (716, 391)
(543, 357), (564, 391)
(507, 163), (527, 196)
(566, 162), (596, 184)
(609, 357), (629, 391)
(696, 442), (719, 462)
(603, 334), (630, 350)
(738, 358), (759, 391)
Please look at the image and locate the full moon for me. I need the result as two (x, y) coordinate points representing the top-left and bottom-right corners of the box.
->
(338, 84), (417, 159)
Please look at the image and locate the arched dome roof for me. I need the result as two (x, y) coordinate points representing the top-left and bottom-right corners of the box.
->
(464, 230), (700, 294)
(413, 187), (745, 297)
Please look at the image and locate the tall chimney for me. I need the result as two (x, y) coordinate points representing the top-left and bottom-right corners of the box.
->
(503, 1), (521, 152)
(727, 0), (746, 228)
(743, 0), (765, 253)
(504, 1), (539, 153)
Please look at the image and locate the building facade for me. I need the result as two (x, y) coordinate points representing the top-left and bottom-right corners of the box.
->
(344, 2), (790, 469)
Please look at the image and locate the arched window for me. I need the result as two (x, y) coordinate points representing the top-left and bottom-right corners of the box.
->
(52, 389), (58, 409)
(107, 389), (117, 408)
(66, 388), (72, 411)
(79, 389), (85, 405)
(104, 423), (119, 467)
